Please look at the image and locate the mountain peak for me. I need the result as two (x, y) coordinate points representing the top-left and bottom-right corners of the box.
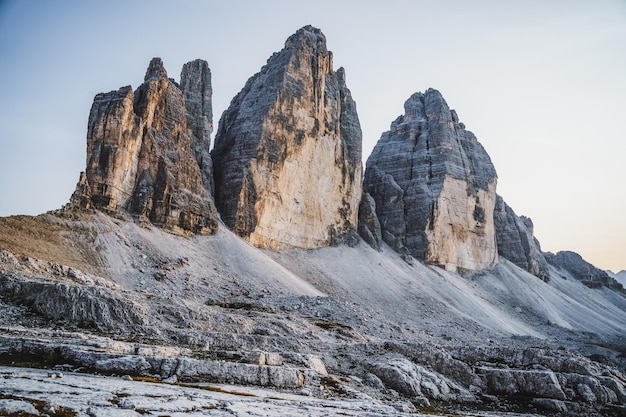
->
(212, 25), (361, 249)
(285, 25), (327, 52)
(144, 57), (168, 81)
(363, 89), (497, 271)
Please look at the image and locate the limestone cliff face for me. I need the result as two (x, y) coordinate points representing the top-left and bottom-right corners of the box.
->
(70, 58), (218, 235)
(363, 89), (498, 271)
(212, 26), (362, 249)
(181, 59), (214, 194)
(493, 195), (550, 281)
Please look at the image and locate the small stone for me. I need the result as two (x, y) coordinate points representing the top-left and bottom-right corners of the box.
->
(118, 398), (135, 410)
(121, 374), (133, 381)
(162, 375), (177, 384)
(298, 388), (313, 396)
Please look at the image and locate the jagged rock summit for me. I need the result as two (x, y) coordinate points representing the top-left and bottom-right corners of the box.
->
(363, 89), (498, 271)
(69, 58), (218, 235)
(212, 25), (362, 249)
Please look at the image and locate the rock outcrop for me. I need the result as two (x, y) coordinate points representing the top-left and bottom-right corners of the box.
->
(70, 58), (218, 235)
(212, 25), (362, 249)
(493, 195), (550, 280)
(363, 89), (497, 271)
(357, 193), (382, 251)
(545, 251), (624, 290)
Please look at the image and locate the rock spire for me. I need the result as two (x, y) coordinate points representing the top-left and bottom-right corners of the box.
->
(363, 89), (498, 271)
(70, 58), (218, 235)
(212, 25), (362, 249)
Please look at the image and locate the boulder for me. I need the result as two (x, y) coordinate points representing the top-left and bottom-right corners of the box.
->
(477, 367), (567, 400)
(212, 25), (362, 249)
(0, 274), (148, 333)
(174, 357), (310, 388)
(370, 358), (473, 401)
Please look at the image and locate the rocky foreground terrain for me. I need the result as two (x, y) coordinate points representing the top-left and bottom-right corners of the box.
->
(1, 26), (625, 416)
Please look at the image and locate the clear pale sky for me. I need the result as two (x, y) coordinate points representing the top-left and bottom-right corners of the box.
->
(0, 0), (624, 272)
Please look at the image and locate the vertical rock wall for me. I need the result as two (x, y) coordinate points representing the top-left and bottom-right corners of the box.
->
(212, 26), (362, 249)
(493, 195), (550, 280)
(363, 89), (498, 271)
(70, 58), (218, 235)
(181, 59), (214, 194)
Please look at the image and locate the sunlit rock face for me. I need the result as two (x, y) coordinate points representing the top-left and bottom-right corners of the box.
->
(363, 89), (498, 271)
(212, 25), (362, 249)
(494, 195), (550, 281)
(70, 58), (218, 235)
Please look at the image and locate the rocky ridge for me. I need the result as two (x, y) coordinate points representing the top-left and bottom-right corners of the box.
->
(212, 25), (362, 249)
(546, 250), (625, 291)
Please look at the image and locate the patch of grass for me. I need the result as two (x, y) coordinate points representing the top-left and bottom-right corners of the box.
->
(132, 375), (161, 383)
(0, 213), (104, 276)
(414, 405), (460, 416)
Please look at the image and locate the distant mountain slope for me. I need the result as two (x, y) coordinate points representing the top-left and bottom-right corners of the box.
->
(609, 270), (626, 287)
